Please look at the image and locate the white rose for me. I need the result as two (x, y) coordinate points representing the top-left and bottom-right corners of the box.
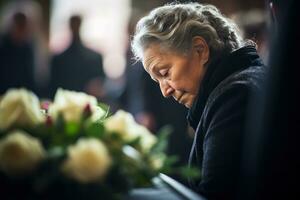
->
(133, 125), (157, 152)
(104, 110), (157, 151)
(150, 154), (165, 170)
(62, 138), (111, 183)
(104, 110), (135, 139)
(0, 88), (45, 130)
(48, 89), (105, 122)
(0, 130), (46, 175)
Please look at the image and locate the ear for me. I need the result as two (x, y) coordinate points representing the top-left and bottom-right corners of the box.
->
(192, 36), (209, 65)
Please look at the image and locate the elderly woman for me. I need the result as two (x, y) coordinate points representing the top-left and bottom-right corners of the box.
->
(131, 2), (266, 200)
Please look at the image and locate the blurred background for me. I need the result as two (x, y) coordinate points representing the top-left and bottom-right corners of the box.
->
(0, 0), (269, 184)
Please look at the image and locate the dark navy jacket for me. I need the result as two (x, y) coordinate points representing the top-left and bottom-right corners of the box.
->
(187, 45), (266, 200)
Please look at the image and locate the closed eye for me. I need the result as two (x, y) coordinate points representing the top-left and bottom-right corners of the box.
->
(159, 68), (169, 77)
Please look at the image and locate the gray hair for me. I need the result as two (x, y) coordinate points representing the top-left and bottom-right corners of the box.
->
(131, 2), (244, 62)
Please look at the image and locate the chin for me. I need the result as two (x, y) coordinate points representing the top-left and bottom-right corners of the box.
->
(184, 103), (192, 108)
(181, 100), (192, 108)
(184, 97), (195, 108)
(178, 96), (193, 108)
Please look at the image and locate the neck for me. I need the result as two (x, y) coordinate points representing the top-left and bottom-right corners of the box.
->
(72, 33), (81, 43)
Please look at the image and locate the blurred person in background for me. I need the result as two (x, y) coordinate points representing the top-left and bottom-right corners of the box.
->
(49, 15), (106, 99)
(231, 9), (269, 63)
(0, 0), (48, 98)
(131, 2), (266, 199)
(0, 12), (35, 94)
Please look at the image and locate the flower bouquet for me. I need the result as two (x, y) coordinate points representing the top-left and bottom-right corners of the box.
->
(0, 88), (197, 200)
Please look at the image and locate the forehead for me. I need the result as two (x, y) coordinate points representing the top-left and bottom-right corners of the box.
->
(142, 44), (166, 71)
(143, 44), (166, 59)
(142, 44), (164, 71)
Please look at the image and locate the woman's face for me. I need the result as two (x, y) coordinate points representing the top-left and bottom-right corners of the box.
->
(142, 38), (208, 108)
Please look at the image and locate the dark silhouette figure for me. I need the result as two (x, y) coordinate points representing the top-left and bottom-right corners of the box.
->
(238, 0), (299, 199)
(0, 12), (35, 94)
(50, 15), (105, 98)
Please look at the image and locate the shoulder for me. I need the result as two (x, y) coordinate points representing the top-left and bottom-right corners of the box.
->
(51, 48), (69, 60)
(202, 65), (266, 130)
(82, 46), (103, 60)
(208, 65), (266, 108)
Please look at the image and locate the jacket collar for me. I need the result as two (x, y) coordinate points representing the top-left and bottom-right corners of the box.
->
(187, 45), (262, 130)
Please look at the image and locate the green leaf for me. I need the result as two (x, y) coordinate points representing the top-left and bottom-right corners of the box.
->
(160, 155), (178, 173)
(86, 122), (104, 138)
(149, 125), (173, 155)
(98, 103), (111, 119)
(178, 166), (201, 179)
(126, 136), (141, 147)
(48, 146), (65, 158)
(109, 132), (123, 141)
(55, 113), (65, 131)
(157, 125), (173, 136)
(65, 122), (80, 136)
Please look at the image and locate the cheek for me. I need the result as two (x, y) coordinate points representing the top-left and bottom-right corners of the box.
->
(174, 73), (201, 93)
(168, 77), (191, 92)
(168, 69), (191, 91)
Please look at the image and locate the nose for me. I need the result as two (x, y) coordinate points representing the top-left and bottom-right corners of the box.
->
(159, 80), (174, 98)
